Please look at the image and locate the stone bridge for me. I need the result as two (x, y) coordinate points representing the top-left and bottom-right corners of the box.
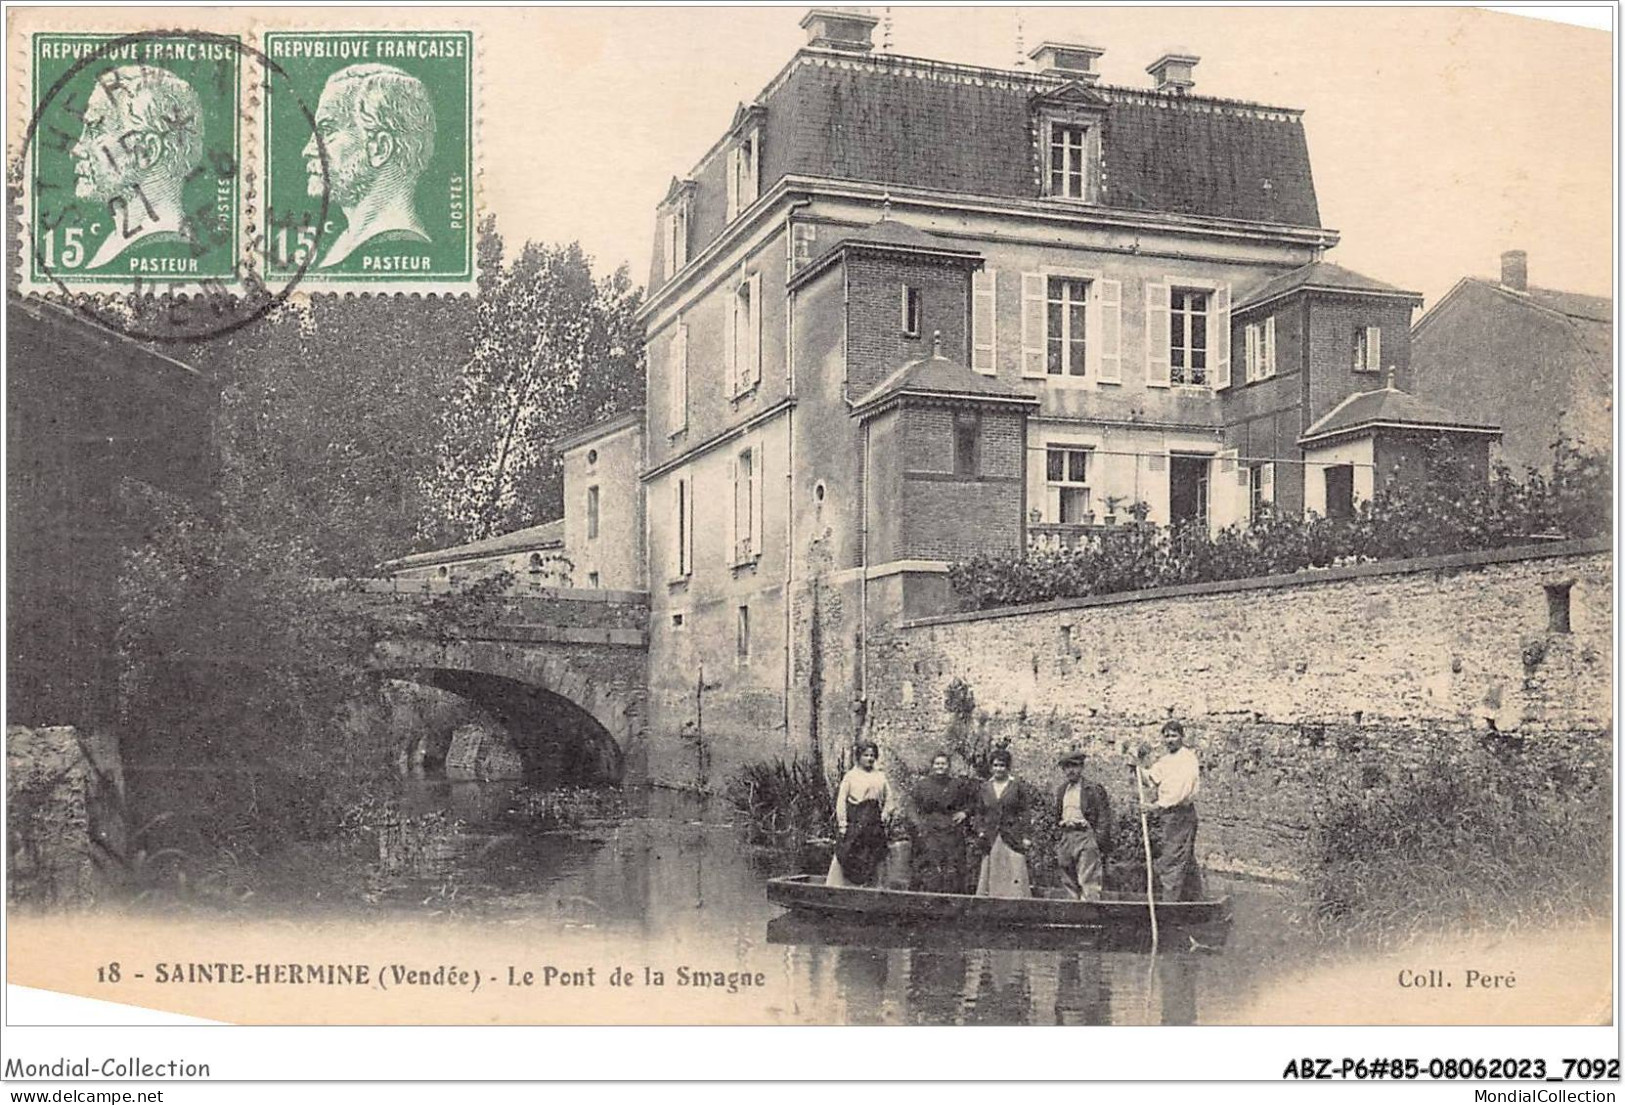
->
(333, 580), (649, 783)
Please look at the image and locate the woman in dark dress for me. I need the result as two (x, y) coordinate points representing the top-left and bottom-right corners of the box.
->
(910, 751), (971, 893)
(973, 747), (1037, 898)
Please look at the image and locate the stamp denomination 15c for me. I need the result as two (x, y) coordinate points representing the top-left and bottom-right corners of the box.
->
(262, 30), (475, 292)
(25, 32), (242, 291)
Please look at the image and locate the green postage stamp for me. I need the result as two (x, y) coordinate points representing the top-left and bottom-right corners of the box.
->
(24, 32), (243, 292)
(262, 30), (475, 291)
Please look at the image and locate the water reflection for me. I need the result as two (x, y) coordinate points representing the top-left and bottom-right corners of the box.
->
(273, 776), (1303, 1025)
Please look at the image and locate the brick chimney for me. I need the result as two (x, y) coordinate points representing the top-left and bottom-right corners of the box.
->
(1147, 51), (1200, 94)
(1500, 250), (1528, 292)
(800, 8), (878, 53)
(1028, 42), (1106, 84)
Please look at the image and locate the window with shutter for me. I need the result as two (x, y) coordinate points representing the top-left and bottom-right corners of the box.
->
(901, 285), (922, 338)
(747, 272), (762, 388)
(787, 222), (816, 280)
(972, 268), (997, 375)
(671, 475), (692, 579)
(1046, 277), (1089, 378)
(1045, 445), (1092, 523)
(1169, 288), (1211, 386)
(1354, 325), (1382, 373)
(732, 449), (754, 563)
(1212, 284), (1231, 389)
(1262, 316), (1276, 379)
(668, 323), (688, 434)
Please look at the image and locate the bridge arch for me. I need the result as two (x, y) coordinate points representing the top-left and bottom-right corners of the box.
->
(372, 638), (645, 783)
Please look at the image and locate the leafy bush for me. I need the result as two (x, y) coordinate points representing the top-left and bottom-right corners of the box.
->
(1306, 735), (1611, 943)
(950, 441), (1609, 611)
(725, 759), (836, 846)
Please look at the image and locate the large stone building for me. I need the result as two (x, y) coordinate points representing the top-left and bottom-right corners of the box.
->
(557, 10), (1493, 785)
(403, 10), (1496, 786)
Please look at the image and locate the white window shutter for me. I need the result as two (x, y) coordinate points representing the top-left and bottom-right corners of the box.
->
(748, 272), (763, 387)
(1211, 449), (1244, 530)
(1244, 324), (1258, 382)
(972, 268), (997, 375)
(750, 443), (764, 558)
(1261, 461), (1276, 504)
(1098, 279), (1122, 384)
(725, 289), (738, 396)
(1371, 326), (1382, 375)
(1263, 316), (1276, 378)
(726, 456), (739, 564)
(1020, 272), (1047, 378)
(1145, 282), (1171, 388)
(726, 148), (739, 222)
(1213, 283), (1232, 389)
(669, 479), (682, 576)
(744, 132), (760, 208)
(669, 323), (688, 432)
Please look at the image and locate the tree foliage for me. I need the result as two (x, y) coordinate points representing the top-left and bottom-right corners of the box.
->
(108, 217), (648, 869)
(426, 218), (645, 542)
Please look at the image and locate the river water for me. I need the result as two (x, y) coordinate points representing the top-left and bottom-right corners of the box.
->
(231, 777), (1340, 1026)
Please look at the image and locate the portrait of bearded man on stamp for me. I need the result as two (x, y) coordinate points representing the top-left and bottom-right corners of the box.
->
(71, 63), (204, 270)
(303, 62), (436, 269)
(23, 32), (241, 291)
(263, 30), (473, 291)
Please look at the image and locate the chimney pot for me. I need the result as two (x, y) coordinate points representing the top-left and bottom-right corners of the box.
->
(800, 8), (879, 54)
(1028, 41), (1106, 84)
(1501, 250), (1528, 292)
(1147, 51), (1200, 94)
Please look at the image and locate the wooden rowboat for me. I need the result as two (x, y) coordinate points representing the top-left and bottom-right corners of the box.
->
(766, 874), (1231, 929)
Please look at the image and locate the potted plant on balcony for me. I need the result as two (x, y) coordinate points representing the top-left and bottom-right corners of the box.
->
(1103, 495), (1127, 526)
(1127, 499), (1152, 525)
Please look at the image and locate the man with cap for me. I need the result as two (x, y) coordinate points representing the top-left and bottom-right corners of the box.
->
(1054, 746), (1110, 901)
(1139, 719), (1205, 902)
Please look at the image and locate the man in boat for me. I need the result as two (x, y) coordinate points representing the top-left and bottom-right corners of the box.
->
(1053, 747), (1110, 901)
(1140, 720), (1206, 902)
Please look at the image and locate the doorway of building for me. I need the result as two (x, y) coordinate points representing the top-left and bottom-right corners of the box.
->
(1324, 464), (1355, 519)
(1168, 454), (1211, 530)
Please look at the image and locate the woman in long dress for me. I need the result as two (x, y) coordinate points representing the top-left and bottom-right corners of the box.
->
(827, 740), (893, 887)
(973, 747), (1035, 899)
(910, 751), (971, 893)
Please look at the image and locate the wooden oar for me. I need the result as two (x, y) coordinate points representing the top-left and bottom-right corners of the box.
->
(1134, 764), (1160, 954)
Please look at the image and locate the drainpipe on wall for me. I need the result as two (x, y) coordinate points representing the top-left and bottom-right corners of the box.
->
(782, 201), (809, 740)
(859, 418), (870, 718)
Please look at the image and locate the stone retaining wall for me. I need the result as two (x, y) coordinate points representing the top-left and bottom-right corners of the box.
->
(864, 540), (1612, 878)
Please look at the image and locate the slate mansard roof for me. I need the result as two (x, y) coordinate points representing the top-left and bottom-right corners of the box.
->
(657, 49), (1325, 286)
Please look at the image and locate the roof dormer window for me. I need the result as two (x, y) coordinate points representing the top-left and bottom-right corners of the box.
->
(725, 104), (765, 222)
(658, 178), (694, 284)
(1031, 84), (1107, 204)
(1049, 124), (1089, 199)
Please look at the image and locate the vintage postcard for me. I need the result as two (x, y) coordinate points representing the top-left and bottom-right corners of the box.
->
(4, 3), (1616, 1087)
